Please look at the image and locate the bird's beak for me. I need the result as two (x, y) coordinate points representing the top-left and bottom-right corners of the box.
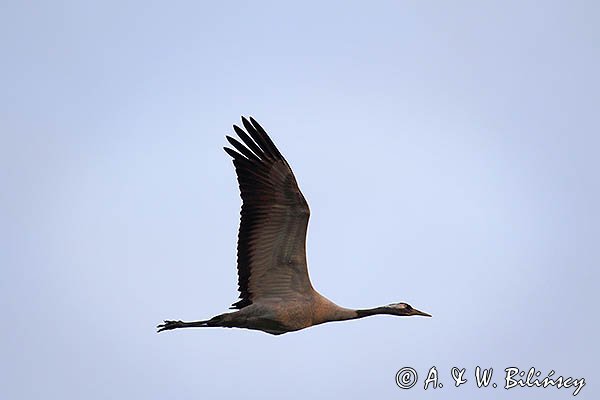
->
(413, 308), (432, 317)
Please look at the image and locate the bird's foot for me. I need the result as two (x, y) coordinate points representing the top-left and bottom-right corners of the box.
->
(157, 320), (183, 333)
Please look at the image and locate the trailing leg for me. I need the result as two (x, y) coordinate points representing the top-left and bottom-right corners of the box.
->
(157, 319), (209, 333)
(157, 313), (234, 333)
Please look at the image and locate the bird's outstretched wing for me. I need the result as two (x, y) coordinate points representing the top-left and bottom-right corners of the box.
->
(223, 117), (313, 309)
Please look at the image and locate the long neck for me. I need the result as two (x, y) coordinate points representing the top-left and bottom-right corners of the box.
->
(315, 294), (392, 323)
(323, 306), (391, 323)
(355, 306), (393, 319)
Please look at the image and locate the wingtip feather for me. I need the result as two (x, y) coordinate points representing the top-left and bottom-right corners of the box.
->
(223, 146), (240, 159)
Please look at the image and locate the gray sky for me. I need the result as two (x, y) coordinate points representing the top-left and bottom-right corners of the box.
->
(1, 1), (598, 399)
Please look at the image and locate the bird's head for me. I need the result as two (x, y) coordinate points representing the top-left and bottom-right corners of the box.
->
(384, 302), (432, 317)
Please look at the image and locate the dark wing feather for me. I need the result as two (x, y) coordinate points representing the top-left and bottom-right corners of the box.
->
(224, 117), (312, 309)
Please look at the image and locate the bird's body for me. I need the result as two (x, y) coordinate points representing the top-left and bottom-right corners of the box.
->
(172, 294), (356, 335)
(158, 117), (430, 335)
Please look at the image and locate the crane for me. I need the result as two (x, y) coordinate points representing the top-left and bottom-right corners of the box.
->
(157, 117), (431, 335)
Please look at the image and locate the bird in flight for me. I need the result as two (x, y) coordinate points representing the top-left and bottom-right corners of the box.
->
(157, 117), (431, 335)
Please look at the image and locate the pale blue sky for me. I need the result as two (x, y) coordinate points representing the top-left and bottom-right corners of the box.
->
(1, 1), (598, 399)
